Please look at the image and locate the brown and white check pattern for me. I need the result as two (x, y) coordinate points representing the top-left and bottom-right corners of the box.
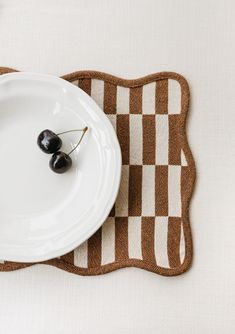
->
(0, 69), (195, 276)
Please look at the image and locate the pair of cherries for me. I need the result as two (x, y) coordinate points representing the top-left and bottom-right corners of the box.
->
(37, 127), (88, 174)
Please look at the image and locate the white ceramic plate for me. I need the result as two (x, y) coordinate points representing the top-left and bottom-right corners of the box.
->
(0, 72), (121, 262)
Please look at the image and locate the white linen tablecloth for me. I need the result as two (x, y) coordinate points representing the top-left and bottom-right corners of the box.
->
(0, 1), (234, 333)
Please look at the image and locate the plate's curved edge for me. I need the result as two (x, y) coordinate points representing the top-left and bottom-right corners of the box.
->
(0, 69), (122, 263)
(0, 68), (196, 276)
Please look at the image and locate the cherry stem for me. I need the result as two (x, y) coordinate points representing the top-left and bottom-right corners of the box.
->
(68, 126), (88, 155)
(56, 128), (86, 135)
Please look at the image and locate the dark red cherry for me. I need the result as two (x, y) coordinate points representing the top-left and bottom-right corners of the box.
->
(49, 151), (72, 174)
(37, 129), (62, 154)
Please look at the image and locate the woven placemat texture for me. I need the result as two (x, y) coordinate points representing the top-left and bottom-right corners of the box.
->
(0, 67), (195, 276)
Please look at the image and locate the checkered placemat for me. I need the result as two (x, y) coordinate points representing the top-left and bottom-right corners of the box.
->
(0, 68), (195, 276)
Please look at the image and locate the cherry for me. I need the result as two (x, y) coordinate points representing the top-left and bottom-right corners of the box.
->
(37, 129), (62, 154)
(48, 126), (88, 174)
(49, 151), (72, 174)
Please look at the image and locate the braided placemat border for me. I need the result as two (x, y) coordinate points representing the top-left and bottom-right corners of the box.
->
(0, 68), (195, 276)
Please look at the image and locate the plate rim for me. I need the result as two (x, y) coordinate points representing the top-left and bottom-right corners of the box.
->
(0, 71), (122, 262)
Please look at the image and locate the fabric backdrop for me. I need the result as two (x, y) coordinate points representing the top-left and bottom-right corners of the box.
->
(0, 1), (234, 333)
